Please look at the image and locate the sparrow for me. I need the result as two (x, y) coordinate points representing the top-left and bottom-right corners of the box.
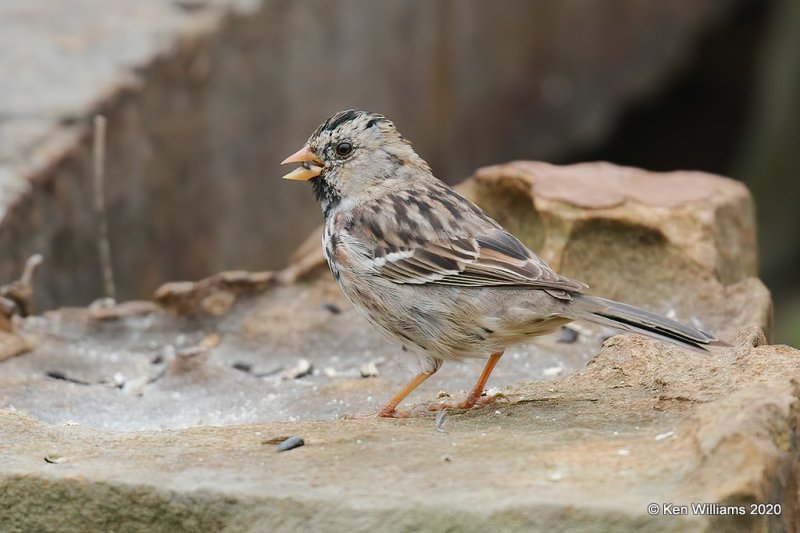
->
(282, 109), (725, 418)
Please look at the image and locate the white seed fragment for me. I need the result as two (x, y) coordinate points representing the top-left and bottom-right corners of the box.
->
(655, 431), (675, 441)
(282, 359), (313, 380)
(359, 362), (379, 378)
(44, 453), (67, 464)
(543, 364), (565, 377)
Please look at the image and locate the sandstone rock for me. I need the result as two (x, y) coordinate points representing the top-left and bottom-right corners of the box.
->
(154, 270), (275, 316)
(463, 161), (757, 284)
(0, 331), (29, 362)
(1, 273), (599, 430)
(1, 335), (798, 532)
(0, 255), (43, 360)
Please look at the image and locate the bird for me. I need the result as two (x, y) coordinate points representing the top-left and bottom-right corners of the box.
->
(281, 109), (726, 418)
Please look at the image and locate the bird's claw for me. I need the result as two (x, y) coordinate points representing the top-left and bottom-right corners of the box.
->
(428, 393), (500, 411)
(378, 407), (412, 418)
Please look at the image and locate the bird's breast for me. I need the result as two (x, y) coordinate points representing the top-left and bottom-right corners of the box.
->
(322, 211), (366, 281)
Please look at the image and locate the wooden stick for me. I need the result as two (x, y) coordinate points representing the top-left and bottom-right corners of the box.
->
(93, 115), (116, 300)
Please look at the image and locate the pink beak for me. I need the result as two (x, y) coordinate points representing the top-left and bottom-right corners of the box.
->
(281, 145), (324, 181)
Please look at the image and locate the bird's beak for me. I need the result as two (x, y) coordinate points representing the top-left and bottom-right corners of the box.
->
(281, 145), (323, 181)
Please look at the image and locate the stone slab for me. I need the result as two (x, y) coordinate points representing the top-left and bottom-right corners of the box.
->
(1, 333), (798, 532)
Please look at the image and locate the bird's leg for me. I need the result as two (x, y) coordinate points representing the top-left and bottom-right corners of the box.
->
(378, 371), (434, 418)
(430, 352), (503, 411)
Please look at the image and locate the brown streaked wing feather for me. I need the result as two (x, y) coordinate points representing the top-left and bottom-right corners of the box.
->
(374, 228), (586, 292)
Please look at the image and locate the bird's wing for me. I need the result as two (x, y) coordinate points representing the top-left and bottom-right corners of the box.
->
(370, 227), (586, 293)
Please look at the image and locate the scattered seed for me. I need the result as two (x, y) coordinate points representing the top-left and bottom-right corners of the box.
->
(283, 359), (312, 380)
(276, 436), (305, 452)
(44, 454), (67, 464)
(122, 376), (149, 396)
(232, 361), (252, 373)
(172, 0), (209, 12)
(557, 326), (579, 344)
(45, 371), (90, 385)
(359, 362), (379, 378)
(321, 303), (341, 315)
(177, 346), (205, 358)
(543, 364), (565, 377)
(199, 333), (221, 349)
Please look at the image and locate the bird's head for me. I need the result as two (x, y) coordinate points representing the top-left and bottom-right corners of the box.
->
(281, 110), (427, 213)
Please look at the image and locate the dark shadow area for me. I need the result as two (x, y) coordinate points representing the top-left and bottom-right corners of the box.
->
(561, 1), (770, 176)
(561, 0), (800, 344)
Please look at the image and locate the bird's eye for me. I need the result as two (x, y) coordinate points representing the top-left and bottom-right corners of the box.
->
(335, 142), (353, 157)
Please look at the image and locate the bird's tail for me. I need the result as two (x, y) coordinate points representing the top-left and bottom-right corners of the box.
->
(569, 294), (728, 352)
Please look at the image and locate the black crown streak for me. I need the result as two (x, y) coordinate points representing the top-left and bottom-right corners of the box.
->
(323, 110), (360, 133)
(311, 176), (341, 220)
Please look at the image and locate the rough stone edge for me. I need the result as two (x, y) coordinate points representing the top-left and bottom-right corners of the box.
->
(0, 420), (701, 533)
(468, 160), (758, 286)
(685, 380), (800, 523)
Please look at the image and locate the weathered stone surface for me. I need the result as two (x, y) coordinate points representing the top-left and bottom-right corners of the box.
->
(0, 255), (42, 359)
(0, 273), (601, 430)
(1, 334), (798, 532)
(465, 161), (757, 284)
(154, 270), (276, 316)
(0, 0), (737, 311)
(0, 332), (29, 362)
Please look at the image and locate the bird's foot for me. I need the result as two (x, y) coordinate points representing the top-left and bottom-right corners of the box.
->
(378, 405), (413, 418)
(428, 392), (499, 411)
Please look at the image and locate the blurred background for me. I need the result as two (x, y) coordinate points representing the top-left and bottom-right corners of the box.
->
(0, 0), (798, 344)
